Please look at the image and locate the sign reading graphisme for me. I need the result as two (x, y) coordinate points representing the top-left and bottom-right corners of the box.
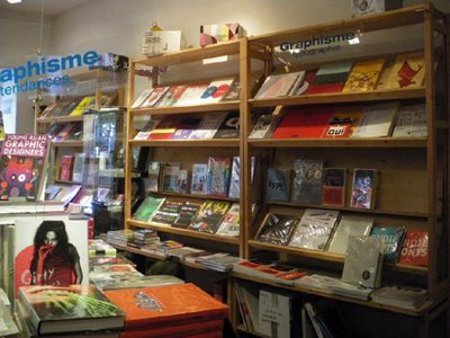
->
(0, 50), (100, 97)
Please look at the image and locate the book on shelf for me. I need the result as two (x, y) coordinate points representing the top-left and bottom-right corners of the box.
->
(188, 200), (231, 233)
(273, 108), (333, 139)
(70, 96), (96, 116)
(206, 157), (231, 197)
(351, 102), (399, 138)
(95, 275), (184, 292)
(248, 113), (281, 139)
(45, 185), (62, 200)
(254, 71), (305, 99)
(329, 279), (374, 301)
(255, 213), (299, 246)
(306, 61), (353, 94)
(191, 163), (209, 195)
(342, 59), (385, 92)
(0, 134), (50, 202)
(131, 88), (153, 109)
(133, 196), (165, 222)
(18, 284), (125, 335)
(188, 112), (228, 140)
(215, 203), (240, 237)
(51, 184), (82, 206)
(146, 161), (161, 193)
(166, 246), (206, 259)
(172, 116), (203, 140)
(133, 118), (162, 141)
(288, 209), (340, 250)
(201, 254), (241, 272)
(304, 301), (351, 338)
(141, 86), (170, 108)
(398, 230), (428, 266)
(370, 286), (427, 309)
(228, 156), (256, 200)
(59, 155), (74, 181)
(89, 239), (117, 257)
(175, 84), (209, 106)
(148, 199), (184, 227)
(213, 111), (239, 139)
(148, 116), (180, 140)
(321, 110), (354, 138)
(154, 85), (187, 107)
(342, 236), (383, 288)
(381, 51), (425, 89)
(350, 168), (378, 209)
(392, 103), (427, 137)
(53, 124), (76, 142)
(172, 201), (203, 228)
(291, 159), (324, 205)
(327, 215), (374, 254)
(370, 226), (405, 263)
(322, 168), (346, 206)
(199, 78), (234, 104)
(46, 123), (64, 139)
(162, 167), (186, 193)
(267, 168), (290, 202)
(72, 152), (86, 183)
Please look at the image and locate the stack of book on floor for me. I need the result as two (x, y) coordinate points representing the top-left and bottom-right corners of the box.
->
(104, 283), (228, 338)
(106, 229), (160, 250)
(88, 239), (117, 258)
(16, 285), (125, 337)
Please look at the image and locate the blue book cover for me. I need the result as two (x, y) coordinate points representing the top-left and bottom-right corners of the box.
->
(371, 226), (405, 263)
(267, 168), (290, 202)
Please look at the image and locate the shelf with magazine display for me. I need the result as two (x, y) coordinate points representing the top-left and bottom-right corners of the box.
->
(129, 138), (240, 148)
(129, 101), (240, 116)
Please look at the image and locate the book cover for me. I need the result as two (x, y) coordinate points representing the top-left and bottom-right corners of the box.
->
(295, 69), (318, 96)
(45, 185), (62, 200)
(154, 85), (187, 107)
(146, 161), (161, 193)
(382, 52), (425, 89)
(392, 104), (427, 137)
(53, 184), (82, 205)
(148, 116), (181, 140)
(342, 59), (385, 92)
(133, 196), (165, 222)
(267, 168), (290, 202)
(371, 226), (405, 263)
(69, 96), (96, 116)
(322, 168), (346, 206)
(188, 200), (231, 233)
(191, 163), (208, 195)
(162, 167), (182, 193)
(72, 153), (85, 183)
(0, 134), (50, 202)
(46, 123), (64, 139)
(103, 283), (228, 329)
(306, 62), (353, 94)
(188, 112), (228, 140)
(18, 284), (124, 335)
(149, 199), (184, 227)
(291, 159), (324, 205)
(321, 111), (356, 139)
(351, 102), (399, 138)
(327, 215), (374, 254)
(248, 114), (280, 139)
(254, 72), (304, 99)
(175, 84), (210, 106)
(134, 118), (162, 141)
(53, 124), (76, 142)
(399, 230), (428, 266)
(256, 214), (298, 246)
(206, 157), (231, 197)
(273, 109), (333, 139)
(350, 169), (378, 209)
(370, 286), (427, 309)
(215, 203), (240, 237)
(172, 116), (202, 140)
(141, 86), (170, 108)
(173, 201), (203, 228)
(288, 209), (339, 250)
(228, 156), (241, 199)
(175, 169), (189, 194)
(342, 236), (383, 288)
(131, 88), (153, 109)
(14, 215), (89, 297)
(200, 78), (234, 104)
(214, 112), (239, 139)
(59, 155), (74, 182)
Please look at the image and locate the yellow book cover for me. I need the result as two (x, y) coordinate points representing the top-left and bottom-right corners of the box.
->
(343, 59), (385, 92)
(70, 96), (96, 116)
(382, 52), (425, 89)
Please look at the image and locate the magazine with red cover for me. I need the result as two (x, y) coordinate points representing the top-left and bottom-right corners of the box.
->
(399, 230), (428, 266)
(120, 320), (223, 338)
(273, 108), (333, 139)
(59, 155), (74, 181)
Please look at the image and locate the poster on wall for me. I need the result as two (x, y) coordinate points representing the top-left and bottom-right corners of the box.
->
(14, 214), (89, 297)
(351, 0), (385, 16)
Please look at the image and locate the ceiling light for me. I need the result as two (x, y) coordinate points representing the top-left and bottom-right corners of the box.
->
(7, 0), (22, 3)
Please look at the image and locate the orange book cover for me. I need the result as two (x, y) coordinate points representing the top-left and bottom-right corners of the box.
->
(342, 59), (385, 92)
(104, 283), (228, 329)
(120, 320), (223, 338)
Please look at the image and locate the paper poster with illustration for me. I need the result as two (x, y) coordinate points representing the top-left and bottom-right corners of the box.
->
(14, 214), (89, 297)
(351, 0), (384, 16)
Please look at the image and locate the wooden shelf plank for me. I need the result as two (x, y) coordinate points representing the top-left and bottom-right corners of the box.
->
(52, 141), (84, 148)
(134, 40), (241, 67)
(54, 179), (82, 185)
(148, 191), (239, 203)
(36, 115), (84, 124)
(249, 88), (425, 108)
(127, 219), (240, 245)
(248, 137), (427, 148)
(231, 272), (432, 317)
(129, 101), (240, 116)
(249, 4), (427, 46)
(129, 139), (239, 148)
(266, 202), (428, 219)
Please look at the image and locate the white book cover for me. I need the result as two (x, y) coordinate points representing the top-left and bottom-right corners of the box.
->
(370, 286), (427, 308)
(228, 157), (240, 199)
(14, 214), (89, 297)
(141, 86), (170, 108)
(342, 236), (383, 288)
(188, 112), (227, 140)
(216, 203), (240, 237)
(351, 102), (399, 138)
(198, 78), (235, 104)
(327, 215), (374, 254)
(248, 114), (280, 139)
(392, 104), (427, 137)
(254, 72), (303, 99)
(190, 163), (208, 195)
(288, 209), (339, 250)
(131, 88), (153, 109)
(175, 84), (209, 106)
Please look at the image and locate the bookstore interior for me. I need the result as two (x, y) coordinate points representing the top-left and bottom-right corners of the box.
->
(1, 0), (450, 337)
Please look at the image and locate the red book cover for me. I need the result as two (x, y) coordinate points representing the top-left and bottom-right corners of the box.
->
(273, 108), (333, 139)
(104, 283), (228, 329)
(297, 69), (318, 95)
(59, 155), (74, 181)
(120, 320), (223, 338)
(399, 230), (429, 266)
(148, 117), (181, 140)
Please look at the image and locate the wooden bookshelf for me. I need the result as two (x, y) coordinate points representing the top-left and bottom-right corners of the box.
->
(51, 140), (84, 148)
(129, 139), (239, 148)
(148, 191), (239, 203)
(36, 115), (84, 124)
(129, 101), (240, 116)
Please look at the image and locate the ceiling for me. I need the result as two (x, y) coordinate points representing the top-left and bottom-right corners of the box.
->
(0, 0), (89, 16)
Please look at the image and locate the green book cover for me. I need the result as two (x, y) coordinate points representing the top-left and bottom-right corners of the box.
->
(371, 226), (405, 263)
(133, 196), (165, 222)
